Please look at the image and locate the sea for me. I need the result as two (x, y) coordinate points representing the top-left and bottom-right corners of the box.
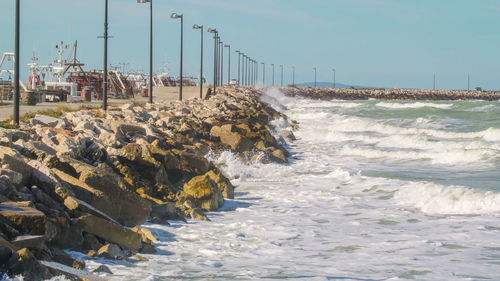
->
(76, 89), (500, 280)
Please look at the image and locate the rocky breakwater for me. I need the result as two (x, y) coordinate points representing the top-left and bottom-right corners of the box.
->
(0, 86), (297, 280)
(281, 87), (500, 101)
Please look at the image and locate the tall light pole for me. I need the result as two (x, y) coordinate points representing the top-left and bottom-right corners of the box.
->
(255, 60), (258, 85)
(224, 44), (230, 84)
(14, 0), (20, 125)
(207, 28), (218, 91)
(314, 67), (317, 88)
(261, 63), (265, 85)
(243, 55), (247, 85)
(280, 65), (283, 87)
(137, 0), (153, 103)
(171, 13), (183, 101)
(221, 42), (225, 86)
(193, 24), (203, 99)
(102, 0), (109, 110)
(235, 50), (241, 85)
(332, 69), (336, 88)
(271, 64), (275, 86)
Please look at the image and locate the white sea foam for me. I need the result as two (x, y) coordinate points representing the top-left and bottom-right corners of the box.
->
(96, 91), (500, 281)
(394, 182), (500, 215)
(376, 102), (454, 109)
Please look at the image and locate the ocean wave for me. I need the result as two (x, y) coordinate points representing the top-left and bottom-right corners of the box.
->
(376, 102), (454, 109)
(326, 115), (500, 142)
(338, 145), (497, 165)
(394, 182), (500, 215)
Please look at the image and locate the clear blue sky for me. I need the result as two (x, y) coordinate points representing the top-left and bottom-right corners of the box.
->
(1, 0), (499, 90)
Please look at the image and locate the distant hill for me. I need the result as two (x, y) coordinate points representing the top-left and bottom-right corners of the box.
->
(294, 82), (373, 89)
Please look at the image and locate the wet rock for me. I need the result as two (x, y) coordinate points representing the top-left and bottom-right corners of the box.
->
(77, 214), (142, 252)
(205, 170), (235, 199)
(51, 248), (85, 270)
(0, 201), (46, 235)
(151, 202), (184, 221)
(270, 149), (288, 163)
(7, 248), (53, 281)
(11, 235), (46, 250)
(92, 264), (113, 274)
(182, 175), (224, 211)
(97, 244), (125, 259)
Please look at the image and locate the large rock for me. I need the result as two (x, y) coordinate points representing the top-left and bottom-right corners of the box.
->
(7, 248), (53, 281)
(31, 114), (64, 127)
(54, 159), (151, 226)
(182, 175), (223, 211)
(107, 121), (146, 139)
(211, 125), (253, 152)
(77, 214), (142, 252)
(0, 146), (31, 185)
(0, 202), (46, 235)
(205, 170), (235, 199)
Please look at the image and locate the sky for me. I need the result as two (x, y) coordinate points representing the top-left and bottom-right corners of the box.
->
(1, 0), (500, 90)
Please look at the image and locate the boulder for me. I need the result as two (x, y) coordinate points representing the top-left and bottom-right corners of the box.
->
(0, 202), (46, 235)
(205, 170), (235, 199)
(97, 244), (125, 259)
(182, 175), (223, 211)
(77, 214), (142, 252)
(270, 149), (288, 163)
(31, 114), (64, 127)
(0, 147), (31, 185)
(11, 235), (46, 250)
(50, 248), (85, 270)
(92, 265), (113, 274)
(107, 121), (146, 139)
(54, 159), (151, 226)
(151, 202), (184, 221)
(7, 248), (53, 281)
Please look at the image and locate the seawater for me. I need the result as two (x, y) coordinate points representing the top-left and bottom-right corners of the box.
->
(86, 89), (500, 281)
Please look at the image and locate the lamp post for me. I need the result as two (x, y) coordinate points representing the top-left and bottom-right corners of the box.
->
(171, 13), (183, 101)
(271, 64), (275, 86)
(280, 65), (283, 87)
(207, 28), (217, 91)
(137, 0), (153, 103)
(102, 0), (109, 110)
(224, 44), (230, 84)
(255, 60), (258, 85)
(242, 54), (247, 85)
(193, 24), (203, 99)
(219, 41), (224, 86)
(332, 69), (336, 88)
(261, 63), (265, 85)
(13, 0), (20, 125)
(314, 67), (317, 88)
(235, 50), (241, 85)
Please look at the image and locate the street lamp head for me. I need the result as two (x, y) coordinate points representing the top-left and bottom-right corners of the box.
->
(207, 28), (217, 33)
(170, 13), (183, 19)
(224, 44), (230, 48)
(235, 50), (240, 53)
(137, 0), (151, 3)
(193, 24), (203, 29)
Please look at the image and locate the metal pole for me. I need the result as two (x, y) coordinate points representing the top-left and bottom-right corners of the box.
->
(227, 45), (230, 84)
(198, 26), (203, 98)
(103, 0), (109, 110)
(314, 68), (317, 88)
(179, 16), (183, 101)
(333, 69), (336, 88)
(236, 51), (240, 85)
(242, 55), (246, 85)
(280, 65), (283, 87)
(256, 61), (258, 85)
(14, 0), (20, 125)
(213, 34), (217, 91)
(262, 63), (265, 85)
(149, 0), (153, 103)
(272, 64), (275, 86)
(220, 42), (224, 86)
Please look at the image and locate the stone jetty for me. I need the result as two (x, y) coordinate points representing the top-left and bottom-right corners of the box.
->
(0, 86), (297, 280)
(282, 87), (500, 101)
